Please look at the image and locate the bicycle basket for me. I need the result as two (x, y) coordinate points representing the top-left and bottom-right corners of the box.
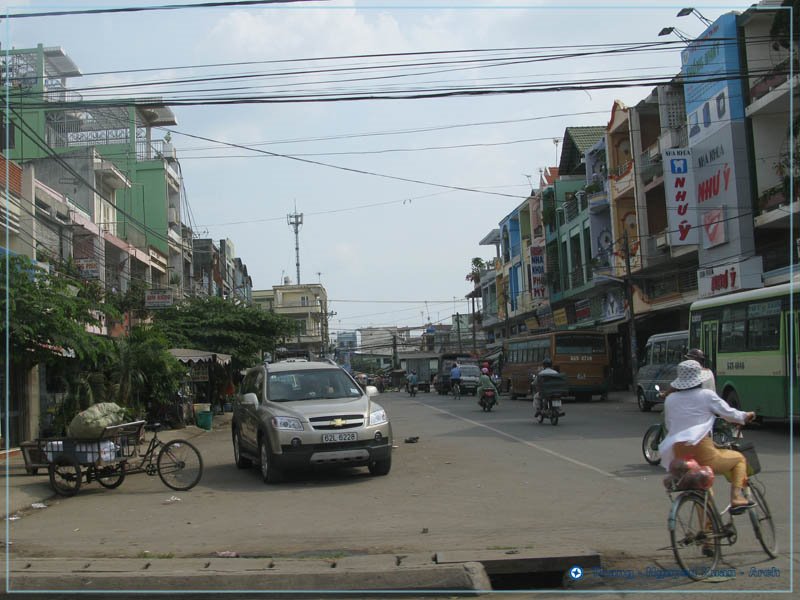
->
(731, 441), (761, 476)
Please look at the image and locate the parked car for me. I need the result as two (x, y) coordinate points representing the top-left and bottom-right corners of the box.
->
(232, 360), (393, 482)
(634, 330), (688, 412)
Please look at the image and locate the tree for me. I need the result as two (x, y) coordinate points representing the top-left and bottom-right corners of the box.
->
(110, 326), (186, 414)
(151, 296), (295, 372)
(1, 254), (114, 370)
(465, 257), (486, 284)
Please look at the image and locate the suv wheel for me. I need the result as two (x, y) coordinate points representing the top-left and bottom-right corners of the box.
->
(232, 428), (251, 469)
(259, 436), (283, 484)
(368, 454), (391, 476)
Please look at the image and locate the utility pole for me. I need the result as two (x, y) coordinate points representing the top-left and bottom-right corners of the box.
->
(392, 334), (399, 369)
(287, 205), (303, 284)
(623, 230), (638, 386)
(456, 312), (463, 353)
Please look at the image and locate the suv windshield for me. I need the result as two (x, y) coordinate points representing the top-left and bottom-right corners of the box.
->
(267, 369), (362, 402)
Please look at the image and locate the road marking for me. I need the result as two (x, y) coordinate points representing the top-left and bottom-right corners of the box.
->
(420, 403), (624, 480)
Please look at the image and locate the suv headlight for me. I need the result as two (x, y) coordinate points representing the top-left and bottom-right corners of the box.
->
(368, 407), (388, 426)
(271, 416), (304, 431)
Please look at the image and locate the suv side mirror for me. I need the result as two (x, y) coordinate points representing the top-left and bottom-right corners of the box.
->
(241, 392), (258, 408)
(365, 385), (379, 397)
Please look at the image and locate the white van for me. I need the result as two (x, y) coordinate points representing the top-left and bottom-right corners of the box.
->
(634, 330), (688, 412)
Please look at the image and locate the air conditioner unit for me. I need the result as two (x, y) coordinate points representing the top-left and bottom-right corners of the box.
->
(655, 233), (669, 250)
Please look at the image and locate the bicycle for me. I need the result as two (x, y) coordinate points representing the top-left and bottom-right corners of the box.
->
(665, 428), (777, 580)
(123, 422), (204, 491)
(451, 380), (461, 400)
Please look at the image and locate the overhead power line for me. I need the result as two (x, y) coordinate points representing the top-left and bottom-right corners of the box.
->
(2, 0), (328, 20)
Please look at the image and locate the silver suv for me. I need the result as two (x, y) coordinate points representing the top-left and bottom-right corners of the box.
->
(232, 360), (393, 483)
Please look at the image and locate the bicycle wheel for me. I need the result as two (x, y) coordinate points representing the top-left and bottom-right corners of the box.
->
(157, 439), (203, 491)
(748, 483), (777, 558)
(48, 455), (82, 497)
(669, 492), (721, 580)
(95, 464), (126, 489)
(642, 424), (663, 465)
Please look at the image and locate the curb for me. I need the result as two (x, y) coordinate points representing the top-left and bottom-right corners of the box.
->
(5, 557), (491, 594)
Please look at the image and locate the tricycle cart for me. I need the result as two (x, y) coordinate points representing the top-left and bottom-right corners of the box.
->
(29, 420), (146, 497)
(24, 420), (204, 496)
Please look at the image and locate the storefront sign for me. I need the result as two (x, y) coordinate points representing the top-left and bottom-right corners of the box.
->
(697, 256), (763, 298)
(553, 308), (568, 327)
(190, 363), (209, 382)
(75, 258), (101, 279)
(529, 245), (548, 300)
(662, 148), (698, 245)
(145, 288), (174, 309)
(575, 299), (592, 321)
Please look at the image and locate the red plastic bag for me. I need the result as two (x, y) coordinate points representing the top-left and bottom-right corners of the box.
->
(668, 457), (699, 478)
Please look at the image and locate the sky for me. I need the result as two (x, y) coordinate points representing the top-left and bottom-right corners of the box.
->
(4, 0), (746, 337)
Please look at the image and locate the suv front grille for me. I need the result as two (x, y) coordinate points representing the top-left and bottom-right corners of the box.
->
(309, 414), (365, 431)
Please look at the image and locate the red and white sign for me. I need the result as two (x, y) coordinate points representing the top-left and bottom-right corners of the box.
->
(702, 206), (726, 248)
(662, 148), (698, 245)
(697, 256), (763, 299)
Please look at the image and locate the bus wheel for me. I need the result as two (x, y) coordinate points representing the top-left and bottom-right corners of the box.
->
(725, 390), (741, 410)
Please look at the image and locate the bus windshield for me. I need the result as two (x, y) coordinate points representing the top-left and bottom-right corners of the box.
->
(555, 334), (606, 355)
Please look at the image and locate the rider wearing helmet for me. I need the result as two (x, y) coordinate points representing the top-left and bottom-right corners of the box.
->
(477, 366), (499, 404)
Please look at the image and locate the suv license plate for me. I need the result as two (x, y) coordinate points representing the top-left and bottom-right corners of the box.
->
(322, 432), (357, 443)
(551, 399), (562, 407)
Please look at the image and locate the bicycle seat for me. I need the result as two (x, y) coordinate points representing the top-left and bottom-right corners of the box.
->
(145, 423), (162, 432)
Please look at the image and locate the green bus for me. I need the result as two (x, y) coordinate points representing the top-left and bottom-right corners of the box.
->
(689, 280), (798, 418)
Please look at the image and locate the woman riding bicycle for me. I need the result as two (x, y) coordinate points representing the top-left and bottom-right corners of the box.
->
(658, 360), (757, 511)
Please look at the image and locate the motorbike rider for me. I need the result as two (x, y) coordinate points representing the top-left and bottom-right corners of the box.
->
(407, 370), (419, 394)
(450, 362), (462, 398)
(658, 360), (756, 511)
(477, 367), (499, 406)
(659, 348), (716, 399)
(533, 358), (560, 417)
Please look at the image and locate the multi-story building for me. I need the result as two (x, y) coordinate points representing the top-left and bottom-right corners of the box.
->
(2, 44), (195, 297)
(740, 3), (797, 285)
(253, 282), (329, 358)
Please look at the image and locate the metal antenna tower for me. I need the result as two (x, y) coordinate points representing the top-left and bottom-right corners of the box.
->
(287, 203), (303, 284)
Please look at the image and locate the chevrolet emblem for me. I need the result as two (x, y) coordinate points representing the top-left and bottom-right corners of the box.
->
(331, 418), (346, 427)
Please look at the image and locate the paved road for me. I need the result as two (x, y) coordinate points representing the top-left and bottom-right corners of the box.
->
(5, 389), (797, 595)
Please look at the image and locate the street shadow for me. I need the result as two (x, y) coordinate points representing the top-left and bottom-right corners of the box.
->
(611, 463), (664, 478)
(195, 461), (379, 493)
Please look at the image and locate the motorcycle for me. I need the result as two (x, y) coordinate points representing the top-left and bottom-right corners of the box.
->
(643, 384), (739, 465)
(478, 388), (497, 412)
(407, 381), (418, 397)
(532, 373), (567, 426)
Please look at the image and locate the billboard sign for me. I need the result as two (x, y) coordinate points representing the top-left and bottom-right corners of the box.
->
(662, 148), (698, 245)
(681, 13), (744, 145)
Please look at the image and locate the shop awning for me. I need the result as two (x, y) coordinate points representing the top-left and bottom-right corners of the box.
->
(169, 348), (232, 366)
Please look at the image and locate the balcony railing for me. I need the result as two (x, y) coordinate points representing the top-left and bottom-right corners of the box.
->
(750, 60), (791, 103)
(638, 149), (663, 185)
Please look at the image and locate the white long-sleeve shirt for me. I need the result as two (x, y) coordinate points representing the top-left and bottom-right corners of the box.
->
(658, 387), (748, 471)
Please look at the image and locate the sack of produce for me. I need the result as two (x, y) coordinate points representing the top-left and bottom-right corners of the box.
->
(67, 402), (127, 438)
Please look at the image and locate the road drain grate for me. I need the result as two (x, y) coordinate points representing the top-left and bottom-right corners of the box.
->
(488, 570), (565, 590)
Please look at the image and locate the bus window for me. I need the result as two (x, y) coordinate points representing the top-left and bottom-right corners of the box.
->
(641, 343), (651, 367)
(666, 338), (685, 363)
(554, 334), (606, 355)
(651, 341), (666, 365)
(720, 306), (747, 352)
(747, 315), (780, 350)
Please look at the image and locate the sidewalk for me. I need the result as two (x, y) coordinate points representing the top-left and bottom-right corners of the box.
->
(1, 416), (222, 519)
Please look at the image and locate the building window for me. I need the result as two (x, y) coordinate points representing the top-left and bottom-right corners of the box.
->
(301, 296), (309, 307)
